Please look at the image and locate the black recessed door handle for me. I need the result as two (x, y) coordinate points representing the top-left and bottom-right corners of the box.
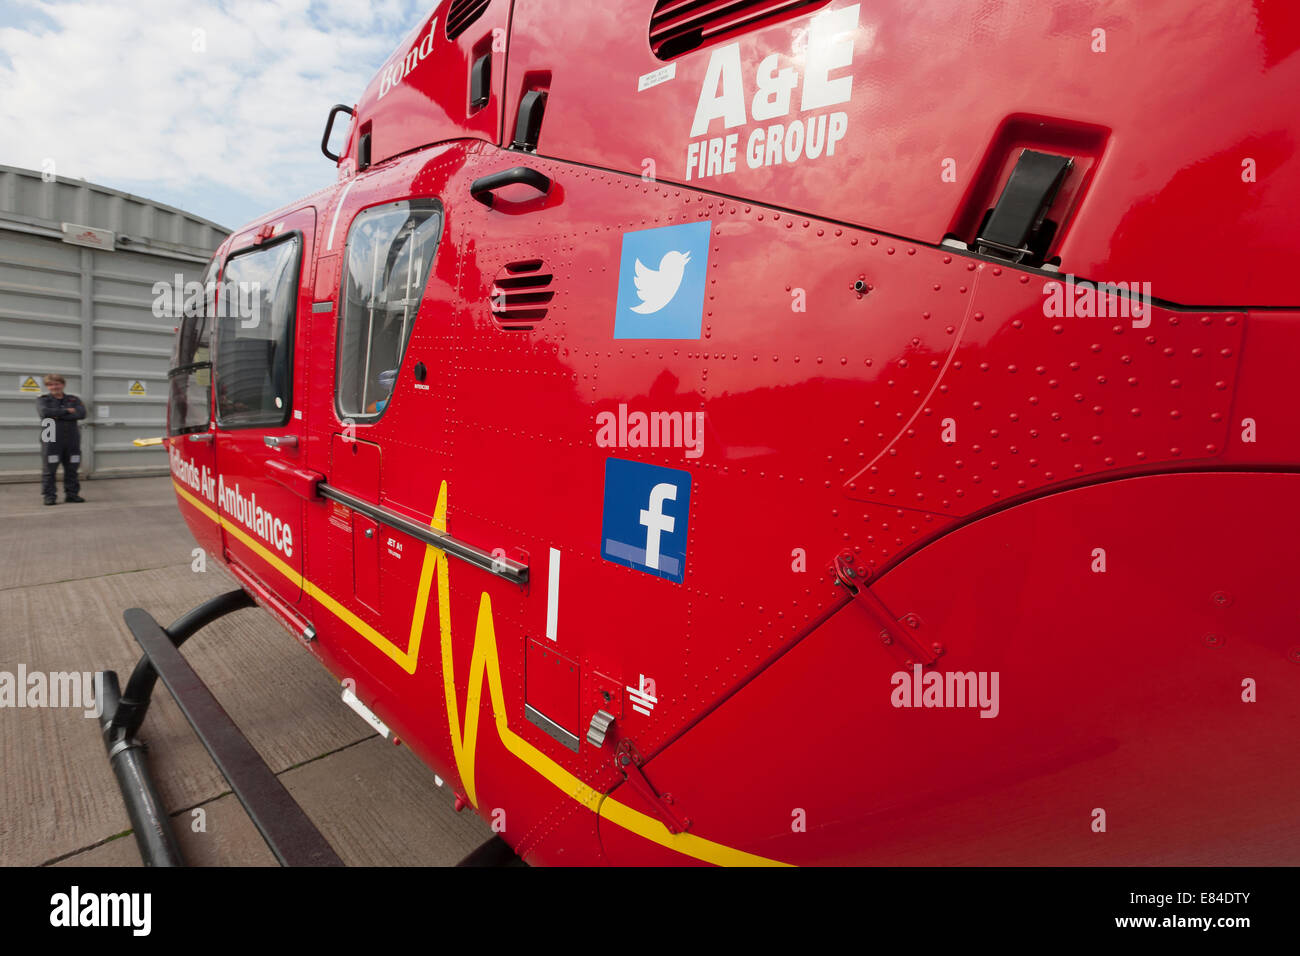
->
(470, 53), (491, 111)
(470, 167), (552, 208)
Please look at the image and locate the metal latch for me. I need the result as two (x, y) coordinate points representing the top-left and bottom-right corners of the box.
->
(831, 551), (943, 667)
(976, 148), (1073, 265)
(586, 709), (615, 748)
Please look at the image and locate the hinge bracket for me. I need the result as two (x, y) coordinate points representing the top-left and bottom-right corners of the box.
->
(831, 552), (944, 667)
(614, 740), (691, 834)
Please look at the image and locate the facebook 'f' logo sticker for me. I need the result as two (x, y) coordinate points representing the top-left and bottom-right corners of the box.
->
(613, 221), (711, 340)
(600, 458), (692, 583)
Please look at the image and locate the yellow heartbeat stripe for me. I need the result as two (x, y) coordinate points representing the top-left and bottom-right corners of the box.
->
(174, 483), (420, 673)
(176, 485), (302, 588)
(172, 477), (789, 867)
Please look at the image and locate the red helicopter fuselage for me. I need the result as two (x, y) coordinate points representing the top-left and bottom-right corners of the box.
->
(163, 0), (1300, 865)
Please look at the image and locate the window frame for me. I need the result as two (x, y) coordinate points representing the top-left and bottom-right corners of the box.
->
(167, 360), (214, 436)
(166, 255), (220, 437)
(212, 230), (304, 431)
(333, 197), (444, 428)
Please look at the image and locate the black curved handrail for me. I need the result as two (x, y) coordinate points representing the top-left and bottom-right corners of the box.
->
(321, 104), (355, 163)
(470, 166), (552, 208)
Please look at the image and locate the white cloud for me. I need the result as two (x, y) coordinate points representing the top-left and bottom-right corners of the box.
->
(0, 0), (429, 228)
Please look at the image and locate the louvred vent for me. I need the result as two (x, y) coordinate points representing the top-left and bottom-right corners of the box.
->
(650, 0), (831, 60)
(446, 0), (490, 41)
(490, 259), (554, 330)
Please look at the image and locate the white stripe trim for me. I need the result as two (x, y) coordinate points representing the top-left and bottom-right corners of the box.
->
(546, 547), (560, 641)
(342, 685), (389, 737)
(327, 177), (358, 251)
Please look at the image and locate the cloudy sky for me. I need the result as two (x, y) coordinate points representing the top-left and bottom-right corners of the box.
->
(0, 0), (434, 230)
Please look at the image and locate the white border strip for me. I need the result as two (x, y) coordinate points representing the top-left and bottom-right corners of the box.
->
(546, 547), (560, 641)
(342, 685), (389, 737)
(327, 177), (358, 251)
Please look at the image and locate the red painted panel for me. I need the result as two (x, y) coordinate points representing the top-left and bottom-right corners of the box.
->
(329, 435), (381, 501)
(525, 639), (581, 737)
(607, 472), (1300, 865)
(164, 0), (1300, 866)
(507, 0), (1300, 306)
(843, 265), (1244, 524)
(168, 435), (221, 557)
(353, 515), (381, 612)
(346, 0), (510, 171)
(1220, 311), (1300, 466)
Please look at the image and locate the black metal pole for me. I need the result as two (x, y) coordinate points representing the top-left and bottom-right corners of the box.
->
(111, 589), (255, 739)
(97, 670), (185, 867)
(98, 589), (256, 867)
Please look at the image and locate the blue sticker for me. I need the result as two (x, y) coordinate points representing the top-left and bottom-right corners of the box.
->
(613, 221), (712, 340)
(600, 458), (692, 583)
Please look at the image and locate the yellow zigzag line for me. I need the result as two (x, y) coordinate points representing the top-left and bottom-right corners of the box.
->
(173, 477), (788, 866)
(174, 482), (419, 673)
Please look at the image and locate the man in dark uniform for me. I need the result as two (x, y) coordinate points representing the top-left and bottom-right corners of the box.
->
(37, 374), (86, 505)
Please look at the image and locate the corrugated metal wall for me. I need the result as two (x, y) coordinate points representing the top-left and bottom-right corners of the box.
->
(0, 165), (229, 481)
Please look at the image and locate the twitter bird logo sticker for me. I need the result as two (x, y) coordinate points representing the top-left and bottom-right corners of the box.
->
(614, 221), (711, 339)
(631, 250), (692, 314)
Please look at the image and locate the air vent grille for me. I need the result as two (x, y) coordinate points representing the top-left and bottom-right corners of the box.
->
(650, 0), (831, 60)
(446, 0), (490, 41)
(491, 259), (554, 329)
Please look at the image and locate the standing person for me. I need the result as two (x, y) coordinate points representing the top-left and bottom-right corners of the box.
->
(37, 374), (86, 505)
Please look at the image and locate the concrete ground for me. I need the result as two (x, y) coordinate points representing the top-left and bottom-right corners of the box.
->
(0, 476), (492, 866)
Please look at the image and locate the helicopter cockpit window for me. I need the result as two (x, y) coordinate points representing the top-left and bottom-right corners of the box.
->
(336, 199), (443, 420)
(213, 235), (300, 428)
(167, 255), (218, 435)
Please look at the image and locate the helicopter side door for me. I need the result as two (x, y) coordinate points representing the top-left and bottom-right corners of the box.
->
(211, 207), (317, 608)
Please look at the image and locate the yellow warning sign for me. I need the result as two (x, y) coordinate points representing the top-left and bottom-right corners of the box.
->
(19, 375), (41, 393)
(128, 380), (147, 397)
